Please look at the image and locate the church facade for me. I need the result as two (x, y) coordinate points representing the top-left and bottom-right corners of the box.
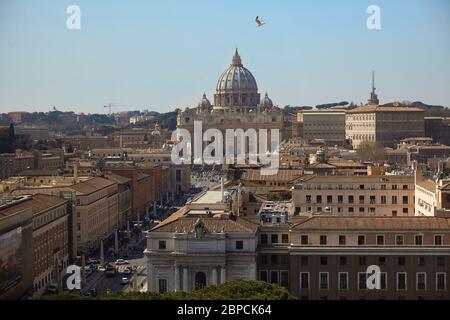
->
(176, 49), (285, 159)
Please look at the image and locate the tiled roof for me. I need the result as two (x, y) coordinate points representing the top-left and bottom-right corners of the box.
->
(417, 179), (436, 193)
(0, 194), (67, 218)
(291, 216), (450, 231)
(105, 173), (132, 185)
(241, 169), (303, 182)
(70, 177), (115, 195)
(347, 104), (424, 113)
(299, 175), (412, 184)
(151, 215), (258, 233)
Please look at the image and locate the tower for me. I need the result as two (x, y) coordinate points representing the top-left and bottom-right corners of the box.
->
(368, 70), (379, 105)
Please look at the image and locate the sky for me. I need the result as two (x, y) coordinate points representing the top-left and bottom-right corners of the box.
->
(0, 0), (449, 114)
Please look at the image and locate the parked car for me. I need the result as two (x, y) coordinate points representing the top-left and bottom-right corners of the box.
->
(114, 259), (129, 265)
(87, 258), (99, 265)
(105, 264), (116, 277)
(121, 277), (130, 285)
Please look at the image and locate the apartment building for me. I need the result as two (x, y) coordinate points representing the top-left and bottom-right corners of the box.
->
(0, 205), (33, 299)
(288, 216), (450, 300)
(415, 172), (450, 217)
(0, 194), (70, 296)
(346, 104), (424, 148)
(292, 175), (415, 216)
(296, 109), (346, 143)
(69, 177), (119, 256)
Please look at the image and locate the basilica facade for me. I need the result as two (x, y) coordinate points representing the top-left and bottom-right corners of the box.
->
(176, 49), (285, 158)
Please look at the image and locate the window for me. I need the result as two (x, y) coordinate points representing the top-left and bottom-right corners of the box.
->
(418, 256), (425, 266)
(381, 184), (386, 190)
(392, 196), (398, 204)
(319, 272), (329, 290)
(282, 234), (289, 244)
(397, 272), (407, 291)
(259, 271), (268, 282)
(381, 196), (387, 204)
(301, 256), (308, 266)
(359, 207), (365, 214)
(158, 279), (168, 293)
(370, 196), (376, 204)
(359, 256), (367, 266)
(270, 255), (278, 264)
(271, 234), (278, 244)
(316, 195), (322, 204)
(392, 184), (397, 190)
(339, 235), (346, 245)
(339, 272), (349, 290)
(392, 210), (397, 216)
(434, 235), (443, 246)
(359, 184), (365, 190)
(358, 273), (367, 290)
(437, 256), (445, 267)
(158, 241), (166, 250)
(320, 235), (327, 245)
(339, 256), (347, 266)
(235, 240), (243, 250)
(306, 195), (311, 203)
(349, 207), (354, 213)
(358, 235), (365, 245)
(378, 256), (386, 266)
(281, 255), (288, 265)
(338, 195), (343, 204)
(270, 271), (279, 284)
(396, 235), (404, 246)
(415, 235), (423, 246)
(301, 235), (309, 245)
(359, 195), (365, 204)
(300, 272), (310, 290)
(348, 196), (354, 204)
(403, 184), (408, 190)
(261, 255), (268, 265)
(398, 257), (406, 266)
(320, 256), (328, 266)
(380, 272), (387, 290)
(402, 196), (408, 204)
(376, 235), (385, 246)
(402, 208), (408, 215)
(261, 234), (268, 245)
(327, 195), (332, 203)
(280, 271), (289, 288)
(436, 273), (446, 291)
(416, 273), (426, 291)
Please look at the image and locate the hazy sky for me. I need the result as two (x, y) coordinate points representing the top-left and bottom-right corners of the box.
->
(0, 0), (449, 114)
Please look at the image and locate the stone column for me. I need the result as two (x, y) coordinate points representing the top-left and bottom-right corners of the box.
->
(212, 267), (218, 285)
(182, 267), (188, 292)
(174, 265), (180, 292)
(147, 262), (153, 292)
(220, 266), (226, 284)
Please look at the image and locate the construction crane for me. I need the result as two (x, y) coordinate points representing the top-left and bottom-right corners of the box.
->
(104, 103), (130, 115)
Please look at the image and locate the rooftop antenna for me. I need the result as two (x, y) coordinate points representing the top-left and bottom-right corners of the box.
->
(372, 70), (376, 94)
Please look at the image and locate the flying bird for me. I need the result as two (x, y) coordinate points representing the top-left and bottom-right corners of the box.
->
(255, 16), (265, 27)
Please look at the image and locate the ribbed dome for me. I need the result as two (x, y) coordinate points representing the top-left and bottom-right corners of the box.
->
(261, 92), (273, 108)
(213, 49), (260, 108)
(216, 49), (258, 93)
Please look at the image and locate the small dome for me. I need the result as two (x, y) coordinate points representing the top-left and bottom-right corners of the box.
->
(261, 92), (273, 108)
(151, 123), (161, 136)
(198, 93), (212, 109)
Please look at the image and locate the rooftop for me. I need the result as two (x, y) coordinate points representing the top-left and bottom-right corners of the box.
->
(292, 216), (450, 230)
(0, 194), (67, 218)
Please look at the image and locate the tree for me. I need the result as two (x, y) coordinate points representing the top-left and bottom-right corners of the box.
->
(36, 280), (295, 300)
(356, 141), (385, 162)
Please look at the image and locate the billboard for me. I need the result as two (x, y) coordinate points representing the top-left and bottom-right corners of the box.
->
(0, 227), (23, 297)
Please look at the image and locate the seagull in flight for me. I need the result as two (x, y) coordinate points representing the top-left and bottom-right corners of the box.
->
(255, 16), (266, 27)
